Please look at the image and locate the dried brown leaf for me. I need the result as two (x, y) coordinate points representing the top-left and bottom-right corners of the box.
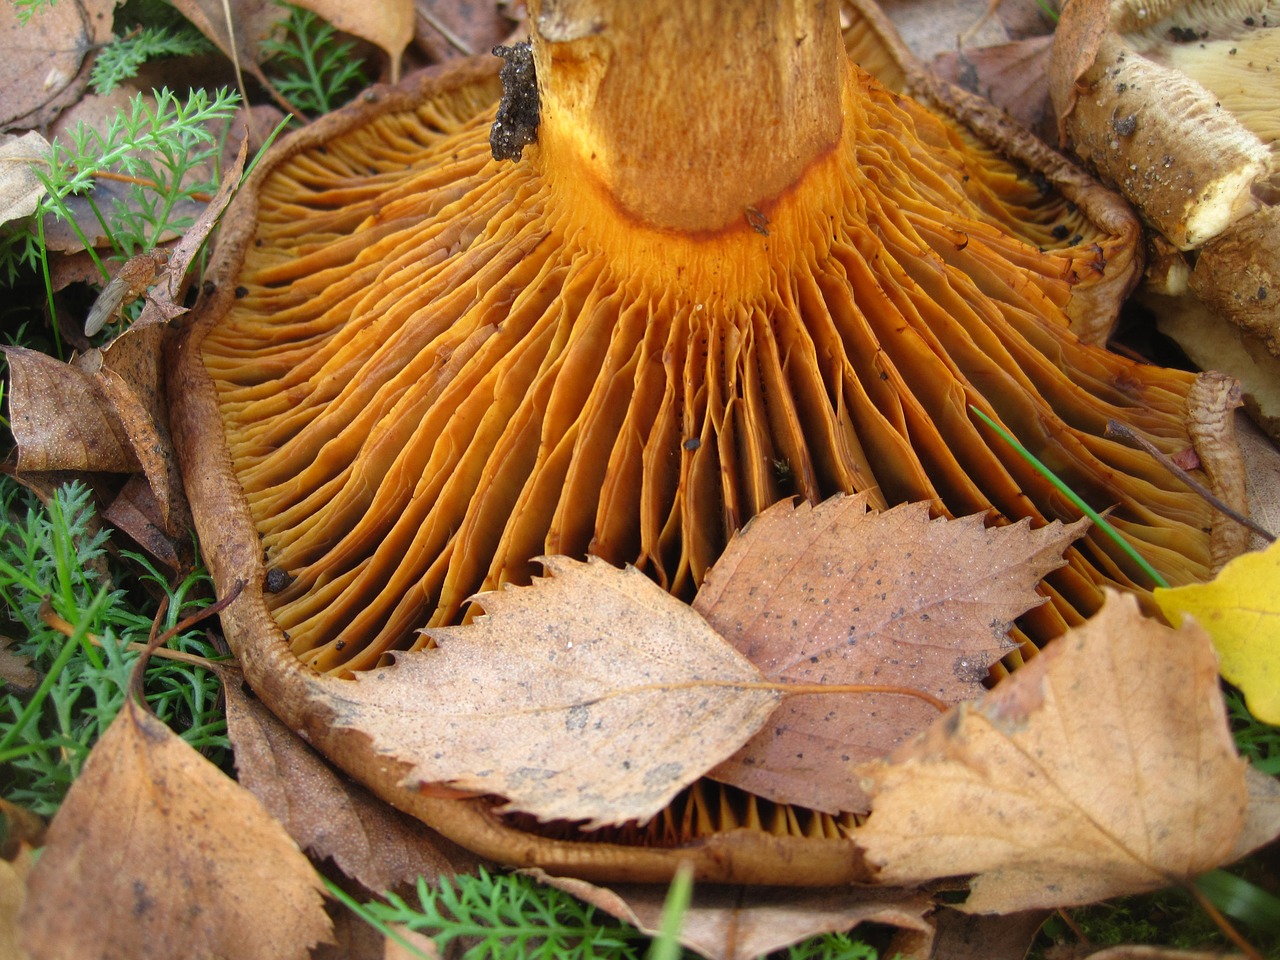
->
(695, 495), (1084, 814)
(0, 800), (44, 856)
(294, 0), (413, 81)
(312, 897), (389, 960)
(0, 132), (49, 225)
(532, 869), (935, 960)
(42, 88), (211, 256)
(931, 907), (1052, 960)
(83, 249), (169, 336)
(19, 698), (331, 960)
(223, 670), (480, 894)
(414, 0), (516, 60)
(931, 37), (1055, 141)
(0, 845), (35, 960)
(1234, 766), (1280, 863)
(7, 320), (193, 549)
(0, 639), (39, 694)
(331, 556), (780, 828)
(1055, 949), (1247, 960)
(878, 0), (1010, 62)
(382, 925), (441, 960)
(167, 0), (284, 77)
(855, 591), (1265, 914)
(101, 476), (188, 572)
(0, 802), (40, 959)
(5, 344), (138, 473)
(0, 0), (113, 130)
(1047, 0), (1111, 145)
(1238, 413), (1280, 550)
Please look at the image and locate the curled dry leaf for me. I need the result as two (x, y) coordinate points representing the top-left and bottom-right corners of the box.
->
(19, 698), (331, 960)
(5, 344), (139, 473)
(0, 131), (50, 225)
(5, 327), (192, 560)
(101, 475), (188, 572)
(695, 495), (1085, 814)
(167, 0), (290, 98)
(531, 869), (934, 960)
(855, 591), (1267, 914)
(1045, 0), (1111, 145)
(222, 669), (480, 894)
(330, 556), (780, 828)
(1155, 538), (1280, 724)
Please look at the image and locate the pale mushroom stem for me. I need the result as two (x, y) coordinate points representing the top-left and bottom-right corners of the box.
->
(532, 0), (846, 233)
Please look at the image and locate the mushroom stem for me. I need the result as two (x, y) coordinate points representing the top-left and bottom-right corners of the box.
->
(530, 0), (845, 232)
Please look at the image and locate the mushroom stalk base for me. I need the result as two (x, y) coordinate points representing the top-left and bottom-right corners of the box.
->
(532, 0), (845, 233)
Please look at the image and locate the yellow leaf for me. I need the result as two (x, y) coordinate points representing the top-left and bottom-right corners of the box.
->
(1155, 538), (1280, 723)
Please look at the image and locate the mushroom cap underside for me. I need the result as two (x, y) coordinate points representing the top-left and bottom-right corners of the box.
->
(171, 52), (1245, 883)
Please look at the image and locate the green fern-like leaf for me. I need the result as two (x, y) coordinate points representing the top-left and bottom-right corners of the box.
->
(10, 0), (56, 26)
(786, 934), (882, 960)
(262, 2), (367, 116)
(91, 25), (213, 95)
(347, 868), (647, 960)
(0, 85), (240, 355)
(0, 478), (225, 814)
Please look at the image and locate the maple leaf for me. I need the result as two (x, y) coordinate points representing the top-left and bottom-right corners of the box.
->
(328, 556), (780, 828)
(695, 494), (1085, 814)
(1155, 538), (1280, 724)
(854, 591), (1280, 914)
(19, 698), (331, 960)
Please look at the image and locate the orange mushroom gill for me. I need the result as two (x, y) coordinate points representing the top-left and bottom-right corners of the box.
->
(171, 0), (1246, 883)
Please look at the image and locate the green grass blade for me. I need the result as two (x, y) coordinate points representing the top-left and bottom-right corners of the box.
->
(324, 878), (436, 960)
(969, 405), (1168, 588)
(646, 863), (692, 960)
(1196, 870), (1280, 937)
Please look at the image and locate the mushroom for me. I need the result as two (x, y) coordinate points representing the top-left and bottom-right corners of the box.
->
(1050, 0), (1280, 438)
(171, 0), (1247, 883)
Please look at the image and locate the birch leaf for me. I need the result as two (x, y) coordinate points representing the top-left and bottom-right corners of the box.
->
(330, 556), (781, 829)
(855, 591), (1265, 914)
(696, 495), (1084, 814)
